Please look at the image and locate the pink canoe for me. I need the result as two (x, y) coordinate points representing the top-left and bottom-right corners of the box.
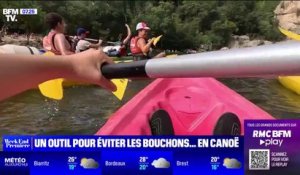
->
(96, 78), (274, 135)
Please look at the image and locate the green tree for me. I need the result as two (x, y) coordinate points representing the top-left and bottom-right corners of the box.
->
(0, 0), (285, 51)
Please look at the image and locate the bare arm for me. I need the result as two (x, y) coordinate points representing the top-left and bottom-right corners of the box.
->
(122, 24), (132, 45)
(89, 43), (101, 49)
(55, 33), (74, 55)
(80, 40), (102, 49)
(0, 49), (116, 101)
(137, 38), (153, 55)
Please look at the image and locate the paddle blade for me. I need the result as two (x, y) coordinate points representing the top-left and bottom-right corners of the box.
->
(111, 78), (128, 100)
(153, 35), (163, 46)
(278, 27), (300, 40)
(38, 78), (64, 100)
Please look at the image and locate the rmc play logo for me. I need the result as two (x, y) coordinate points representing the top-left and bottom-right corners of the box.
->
(253, 130), (291, 147)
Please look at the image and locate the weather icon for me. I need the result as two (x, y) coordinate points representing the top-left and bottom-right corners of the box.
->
(151, 158), (170, 168)
(223, 158), (241, 169)
(80, 158), (99, 169)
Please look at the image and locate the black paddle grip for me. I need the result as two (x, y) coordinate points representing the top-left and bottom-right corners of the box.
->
(101, 60), (148, 79)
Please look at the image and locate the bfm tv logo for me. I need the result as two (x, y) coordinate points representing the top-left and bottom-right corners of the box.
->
(3, 9), (18, 22)
(4, 157), (28, 167)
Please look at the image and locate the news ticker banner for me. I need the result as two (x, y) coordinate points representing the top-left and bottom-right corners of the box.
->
(1, 119), (300, 175)
(3, 136), (241, 151)
(1, 136), (243, 175)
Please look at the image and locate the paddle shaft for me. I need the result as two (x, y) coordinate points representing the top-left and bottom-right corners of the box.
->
(84, 38), (99, 42)
(102, 41), (300, 79)
(68, 36), (99, 42)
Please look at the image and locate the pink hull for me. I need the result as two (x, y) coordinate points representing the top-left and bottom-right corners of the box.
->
(96, 78), (274, 135)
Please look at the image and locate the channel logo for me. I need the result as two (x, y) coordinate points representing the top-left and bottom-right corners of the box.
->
(4, 138), (30, 149)
(252, 130), (291, 138)
(4, 157), (28, 167)
(259, 139), (283, 147)
(2, 8), (37, 22)
(253, 130), (290, 147)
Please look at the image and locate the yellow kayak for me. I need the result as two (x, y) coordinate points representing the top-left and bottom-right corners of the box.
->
(63, 60), (134, 87)
(56, 60), (134, 87)
(278, 76), (300, 95)
(277, 28), (300, 95)
(61, 80), (91, 87)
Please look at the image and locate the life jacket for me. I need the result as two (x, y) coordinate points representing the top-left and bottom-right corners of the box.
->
(43, 31), (73, 55)
(130, 36), (150, 60)
(43, 31), (61, 55)
(119, 40), (130, 57)
(130, 36), (143, 55)
(119, 46), (127, 57)
(42, 36), (51, 51)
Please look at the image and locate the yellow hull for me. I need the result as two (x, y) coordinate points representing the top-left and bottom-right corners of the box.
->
(278, 76), (300, 95)
(33, 80), (91, 89)
(62, 80), (91, 87)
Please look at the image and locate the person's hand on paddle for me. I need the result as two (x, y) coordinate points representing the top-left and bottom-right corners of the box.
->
(0, 49), (116, 101)
(70, 48), (117, 91)
(148, 38), (155, 44)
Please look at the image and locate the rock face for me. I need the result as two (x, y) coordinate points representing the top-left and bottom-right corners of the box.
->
(228, 35), (273, 49)
(274, 1), (300, 34)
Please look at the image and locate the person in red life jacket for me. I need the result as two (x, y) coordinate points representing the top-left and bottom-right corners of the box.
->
(73, 28), (102, 53)
(130, 22), (165, 61)
(43, 12), (74, 55)
(118, 24), (132, 56)
(103, 24), (131, 57)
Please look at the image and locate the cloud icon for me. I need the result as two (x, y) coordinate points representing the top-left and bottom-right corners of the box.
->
(223, 158), (241, 169)
(80, 158), (99, 169)
(151, 158), (170, 168)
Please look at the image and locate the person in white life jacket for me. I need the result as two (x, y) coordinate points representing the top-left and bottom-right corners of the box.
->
(73, 28), (102, 53)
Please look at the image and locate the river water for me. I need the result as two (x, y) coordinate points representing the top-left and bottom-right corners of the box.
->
(0, 78), (300, 137)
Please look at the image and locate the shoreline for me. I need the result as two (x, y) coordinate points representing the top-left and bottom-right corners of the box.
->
(0, 34), (43, 49)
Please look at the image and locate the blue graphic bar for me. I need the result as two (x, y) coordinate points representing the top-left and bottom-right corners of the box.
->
(3, 135), (241, 151)
(0, 135), (243, 175)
